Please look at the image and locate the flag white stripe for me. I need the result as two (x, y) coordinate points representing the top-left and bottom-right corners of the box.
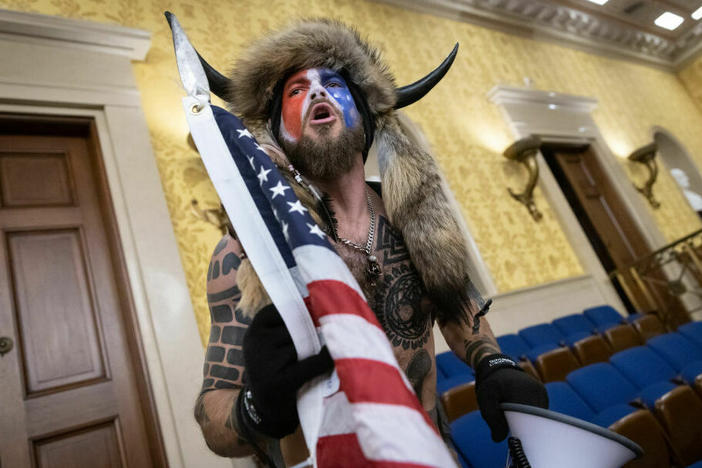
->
(319, 391), (356, 437)
(293, 244), (366, 299)
(318, 314), (401, 367)
(354, 403), (455, 466)
(318, 400), (454, 467)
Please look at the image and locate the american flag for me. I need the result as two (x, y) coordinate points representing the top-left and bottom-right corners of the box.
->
(203, 106), (456, 467)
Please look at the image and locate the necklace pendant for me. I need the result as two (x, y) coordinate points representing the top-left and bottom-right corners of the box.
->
(367, 254), (381, 284)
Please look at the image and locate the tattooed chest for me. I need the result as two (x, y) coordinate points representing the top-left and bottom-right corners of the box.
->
(373, 217), (436, 352)
(336, 216), (438, 400)
(336, 216), (437, 352)
(371, 262), (433, 350)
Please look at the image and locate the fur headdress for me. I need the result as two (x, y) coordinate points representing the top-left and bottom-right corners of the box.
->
(228, 19), (396, 124)
(195, 19), (482, 324)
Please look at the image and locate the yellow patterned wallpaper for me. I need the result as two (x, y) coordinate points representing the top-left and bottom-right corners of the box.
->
(3, 0), (702, 344)
(679, 55), (702, 115)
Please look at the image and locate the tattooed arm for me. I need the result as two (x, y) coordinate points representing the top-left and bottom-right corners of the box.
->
(438, 299), (500, 369)
(195, 234), (254, 457)
(439, 296), (548, 443)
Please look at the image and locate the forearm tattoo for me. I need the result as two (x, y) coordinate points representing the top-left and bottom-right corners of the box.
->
(463, 337), (500, 369)
(460, 298), (499, 368)
(450, 269), (499, 368)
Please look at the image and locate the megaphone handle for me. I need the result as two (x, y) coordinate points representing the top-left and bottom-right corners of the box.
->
(507, 437), (531, 468)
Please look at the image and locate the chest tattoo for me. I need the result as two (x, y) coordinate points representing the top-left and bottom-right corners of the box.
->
(370, 217), (433, 351)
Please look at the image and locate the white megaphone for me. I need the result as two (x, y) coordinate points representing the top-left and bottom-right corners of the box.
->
(501, 403), (643, 468)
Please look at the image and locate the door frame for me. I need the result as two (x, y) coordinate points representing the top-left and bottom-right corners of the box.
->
(488, 85), (667, 322)
(0, 9), (232, 468)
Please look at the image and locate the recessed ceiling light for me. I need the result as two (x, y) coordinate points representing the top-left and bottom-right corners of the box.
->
(585, 0), (609, 4)
(655, 11), (684, 30)
(692, 6), (702, 20)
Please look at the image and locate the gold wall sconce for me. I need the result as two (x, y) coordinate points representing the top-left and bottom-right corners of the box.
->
(504, 135), (543, 221)
(191, 199), (234, 235)
(628, 142), (660, 209)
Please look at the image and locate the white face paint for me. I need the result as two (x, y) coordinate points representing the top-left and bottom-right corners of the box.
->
(280, 68), (360, 143)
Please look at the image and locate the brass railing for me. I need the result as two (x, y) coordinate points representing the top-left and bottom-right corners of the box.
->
(611, 229), (702, 329)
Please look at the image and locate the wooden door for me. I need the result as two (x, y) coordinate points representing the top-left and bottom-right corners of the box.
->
(0, 121), (162, 467)
(544, 146), (690, 323)
(549, 147), (651, 269)
(542, 146), (653, 314)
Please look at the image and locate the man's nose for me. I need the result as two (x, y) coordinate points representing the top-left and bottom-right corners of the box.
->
(310, 84), (326, 100)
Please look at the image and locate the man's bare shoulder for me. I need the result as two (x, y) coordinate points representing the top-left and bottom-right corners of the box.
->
(202, 233), (250, 392)
(207, 234), (243, 296)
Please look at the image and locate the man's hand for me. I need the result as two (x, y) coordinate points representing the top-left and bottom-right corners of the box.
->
(238, 304), (334, 439)
(475, 354), (549, 442)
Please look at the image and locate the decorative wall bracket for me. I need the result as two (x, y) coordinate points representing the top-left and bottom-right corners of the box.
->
(628, 142), (660, 209)
(504, 135), (543, 221)
(190, 199), (233, 235)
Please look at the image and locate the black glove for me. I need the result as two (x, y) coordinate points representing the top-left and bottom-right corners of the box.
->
(475, 354), (548, 442)
(237, 304), (334, 439)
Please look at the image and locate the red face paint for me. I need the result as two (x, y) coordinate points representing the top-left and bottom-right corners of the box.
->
(280, 68), (359, 143)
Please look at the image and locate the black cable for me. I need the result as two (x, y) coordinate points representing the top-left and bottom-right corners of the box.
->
(507, 437), (531, 468)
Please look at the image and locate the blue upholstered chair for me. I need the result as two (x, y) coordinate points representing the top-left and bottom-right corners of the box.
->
(609, 346), (678, 407)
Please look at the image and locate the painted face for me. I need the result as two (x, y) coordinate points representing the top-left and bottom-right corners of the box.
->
(280, 68), (360, 142)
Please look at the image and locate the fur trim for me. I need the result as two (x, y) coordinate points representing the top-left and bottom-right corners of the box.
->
(228, 19), (396, 124)
(237, 258), (271, 318)
(377, 112), (480, 324)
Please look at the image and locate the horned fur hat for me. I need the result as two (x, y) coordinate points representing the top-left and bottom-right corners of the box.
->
(193, 18), (484, 324)
(228, 19), (395, 123)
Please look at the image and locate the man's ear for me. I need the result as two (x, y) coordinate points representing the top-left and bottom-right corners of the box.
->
(268, 79), (286, 140)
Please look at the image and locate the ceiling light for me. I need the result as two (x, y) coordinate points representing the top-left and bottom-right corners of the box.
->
(654, 12), (684, 30)
(692, 6), (702, 20)
(585, 0), (609, 5)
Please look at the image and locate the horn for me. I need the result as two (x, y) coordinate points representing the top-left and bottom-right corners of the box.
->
(164, 11), (231, 101)
(394, 43), (458, 109)
(195, 51), (232, 101)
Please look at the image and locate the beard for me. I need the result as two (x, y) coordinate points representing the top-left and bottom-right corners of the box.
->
(281, 122), (365, 181)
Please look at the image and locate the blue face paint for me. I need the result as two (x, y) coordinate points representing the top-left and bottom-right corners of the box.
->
(281, 68), (361, 142)
(318, 68), (360, 129)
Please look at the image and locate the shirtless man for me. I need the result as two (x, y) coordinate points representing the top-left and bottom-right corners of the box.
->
(192, 19), (547, 466)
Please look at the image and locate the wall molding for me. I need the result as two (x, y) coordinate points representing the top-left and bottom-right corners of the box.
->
(0, 8), (150, 60)
(373, 0), (702, 71)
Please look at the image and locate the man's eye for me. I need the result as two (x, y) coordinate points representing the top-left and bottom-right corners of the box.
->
(289, 89), (302, 97)
(326, 82), (342, 88)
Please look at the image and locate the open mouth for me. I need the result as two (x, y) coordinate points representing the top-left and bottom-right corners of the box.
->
(308, 102), (337, 125)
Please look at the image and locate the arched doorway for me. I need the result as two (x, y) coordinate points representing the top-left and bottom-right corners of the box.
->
(654, 128), (702, 217)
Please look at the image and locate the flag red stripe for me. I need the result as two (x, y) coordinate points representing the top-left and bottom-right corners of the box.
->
(335, 358), (438, 433)
(317, 433), (436, 468)
(306, 280), (384, 330)
(316, 433), (368, 467)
